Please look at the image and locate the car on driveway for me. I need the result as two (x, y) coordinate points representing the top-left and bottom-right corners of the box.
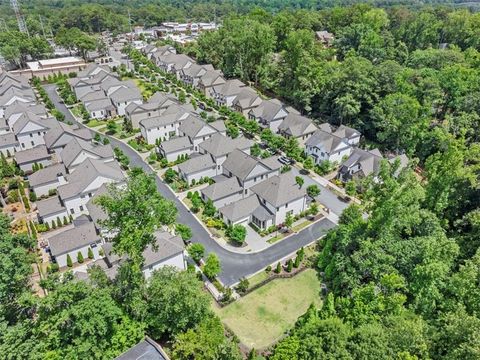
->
(279, 156), (295, 165)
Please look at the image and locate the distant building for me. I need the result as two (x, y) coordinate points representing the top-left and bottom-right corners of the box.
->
(115, 337), (170, 360)
(11, 57), (87, 80)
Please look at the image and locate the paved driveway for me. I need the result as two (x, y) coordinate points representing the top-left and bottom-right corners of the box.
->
(44, 84), (336, 286)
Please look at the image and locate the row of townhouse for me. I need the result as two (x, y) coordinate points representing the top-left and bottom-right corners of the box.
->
(68, 64), (143, 119)
(142, 44), (408, 183)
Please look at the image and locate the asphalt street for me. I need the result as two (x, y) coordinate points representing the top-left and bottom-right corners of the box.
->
(44, 84), (336, 286)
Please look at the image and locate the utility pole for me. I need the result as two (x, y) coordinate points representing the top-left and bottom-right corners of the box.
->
(38, 15), (46, 38)
(10, 0), (29, 36)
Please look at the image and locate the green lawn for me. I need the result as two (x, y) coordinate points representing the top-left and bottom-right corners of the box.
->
(213, 269), (322, 349)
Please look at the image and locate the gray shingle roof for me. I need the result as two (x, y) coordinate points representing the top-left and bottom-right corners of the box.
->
(332, 125), (361, 140)
(213, 79), (245, 97)
(340, 148), (384, 178)
(219, 195), (261, 222)
(115, 337), (169, 360)
(222, 149), (278, 181)
(110, 86), (142, 103)
(4, 103), (46, 119)
(11, 112), (50, 135)
(143, 231), (184, 267)
(178, 115), (214, 139)
(37, 196), (66, 218)
(278, 113), (317, 138)
(158, 136), (192, 154)
(201, 176), (242, 201)
(86, 184), (109, 228)
(232, 87), (262, 109)
(0, 88), (35, 106)
(198, 133), (252, 158)
(14, 145), (50, 165)
(60, 137), (113, 168)
(48, 221), (100, 256)
(177, 154), (214, 175)
(140, 111), (188, 129)
(251, 173), (306, 207)
(0, 133), (18, 148)
(84, 98), (114, 112)
(58, 158), (124, 200)
(305, 129), (349, 153)
(44, 122), (92, 149)
(28, 163), (66, 187)
(209, 120), (226, 133)
(249, 99), (286, 122)
(198, 70), (225, 88)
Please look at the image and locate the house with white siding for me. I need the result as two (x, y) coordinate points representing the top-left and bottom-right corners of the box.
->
(157, 135), (193, 162)
(305, 129), (353, 164)
(0, 88), (36, 118)
(126, 92), (178, 129)
(248, 99), (290, 133)
(14, 145), (52, 172)
(11, 113), (53, 150)
(197, 69), (225, 96)
(178, 115), (221, 151)
(109, 86), (143, 116)
(0, 133), (19, 156)
(177, 153), (216, 185)
(59, 137), (114, 171)
(277, 113), (318, 145)
(140, 108), (191, 145)
(28, 163), (67, 197)
(44, 122), (93, 154)
(210, 79), (246, 107)
(48, 218), (102, 268)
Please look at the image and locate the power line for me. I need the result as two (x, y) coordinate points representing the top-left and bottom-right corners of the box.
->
(10, 0), (29, 36)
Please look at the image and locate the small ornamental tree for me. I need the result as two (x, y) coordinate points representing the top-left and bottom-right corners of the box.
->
(45, 222), (50, 231)
(66, 254), (73, 267)
(226, 224), (247, 245)
(345, 180), (357, 196)
(164, 168), (176, 183)
(176, 223), (192, 241)
(77, 251), (84, 263)
(203, 253), (221, 279)
(88, 247), (94, 259)
(275, 262), (282, 274)
(294, 254), (301, 268)
(203, 199), (216, 217)
(236, 277), (249, 294)
(52, 221), (57, 230)
(295, 176), (304, 188)
(284, 213), (294, 230)
(286, 259), (293, 272)
(63, 216), (68, 226)
(188, 243), (205, 263)
(306, 184), (320, 198)
(303, 156), (315, 171)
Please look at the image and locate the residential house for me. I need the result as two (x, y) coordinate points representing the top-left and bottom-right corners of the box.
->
(218, 172), (307, 229)
(11, 112), (52, 150)
(232, 87), (262, 116)
(150, 45), (176, 63)
(75, 63), (113, 80)
(178, 115), (220, 151)
(198, 133), (253, 174)
(157, 136), (193, 162)
(179, 63), (214, 87)
(331, 124), (361, 145)
(177, 153), (216, 185)
(0, 118), (8, 135)
(201, 176), (243, 209)
(14, 145), (52, 172)
(69, 71), (118, 99)
(305, 129), (353, 164)
(156, 53), (193, 76)
(115, 337), (171, 360)
(85, 230), (185, 280)
(28, 163), (67, 197)
(210, 79), (246, 107)
(4, 103), (47, 127)
(0, 133), (19, 156)
(59, 137), (114, 171)
(197, 69), (225, 96)
(48, 218), (102, 268)
(222, 149), (281, 191)
(140, 107), (191, 145)
(126, 92), (178, 129)
(315, 30), (335, 46)
(0, 89), (36, 118)
(44, 122), (93, 154)
(248, 99), (289, 133)
(54, 158), (124, 219)
(277, 113), (318, 145)
(84, 97), (116, 119)
(109, 86), (143, 116)
(36, 196), (69, 227)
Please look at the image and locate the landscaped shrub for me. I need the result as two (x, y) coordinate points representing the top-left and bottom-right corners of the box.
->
(66, 254), (73, 267)
(203, 253), (221, 279)
(226, 224), (247, 245)
(88, 247), (94, 259)
(275, 262), (282, 274)
(286, 259), (293, 272)
(77, 251), (84, 264)
(236, 278), (249, 294)
(63, 216), (68, 226)
(266, 265), (272, 273)
(29, 191), (37, 202)
(188, 243), (205, 263)
(176, 223), (192, 241)
(52, 221), (57, 229)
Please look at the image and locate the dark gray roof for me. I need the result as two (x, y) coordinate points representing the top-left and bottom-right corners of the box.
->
(209, 120), (226, 133)
(177, 154), (214, 175)
(60, 137), (113, 168)
(4, 103), (46, 119)
(48, 221), (100, 257)
(198, 69), (225, 88)
(28, 163), (66, 187)
(44, 122), (92, 149)
(0, 88), (35, 106)
(178, 115), (215, 139)
(232, 87), (262, 109)
(340, 148), (384, 178)
(115, 337), (169, 360)
(213, 79), (245, 97)
(222, 149), (278, 181)
(158, 136), (192, 154)
(58, 158), (124, 200)
(11, 112), (50, 135)
(201, 176), (242, 201)
(198, 133), (252, 158)
(251, 173), (306, 207)
(37, 196), (66, 218)
(332, 125), (361, 139)
(14, 145), (50, 165)
(249, 99), (286, 122)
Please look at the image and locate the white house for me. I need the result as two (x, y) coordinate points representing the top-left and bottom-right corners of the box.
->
(14, 145), (52, 172)
(28, 163), (67, 197)
(59, 137), (114, 171)
(109, 86), (143, 116)
(305, 129), (353, 164)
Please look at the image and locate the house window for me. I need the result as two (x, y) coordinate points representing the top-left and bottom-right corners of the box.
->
(285, 203), (288, 208)
(29, 134), (33, 138)
(31, 141), (34, 146)
(37, 132), (41, 136)
(70, 209), (75, 214)
(21, 143), (25, 148)
(79, 205), (84, 211)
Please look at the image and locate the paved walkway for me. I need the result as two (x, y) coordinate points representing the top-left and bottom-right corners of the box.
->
(43, 84), (337, 286)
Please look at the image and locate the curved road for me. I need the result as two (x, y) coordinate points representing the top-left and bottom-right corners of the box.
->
(44, 84), (336, 286)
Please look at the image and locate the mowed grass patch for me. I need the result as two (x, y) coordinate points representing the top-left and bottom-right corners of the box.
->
(213, 269), (322, 349)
